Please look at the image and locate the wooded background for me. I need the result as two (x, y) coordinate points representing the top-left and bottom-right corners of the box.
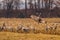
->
(0, 0), (60, 18)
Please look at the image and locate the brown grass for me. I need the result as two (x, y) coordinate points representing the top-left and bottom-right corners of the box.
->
(0, 32), (60, 40)
(0, 18), (60, 40)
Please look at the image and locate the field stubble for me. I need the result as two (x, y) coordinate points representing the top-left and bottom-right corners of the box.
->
(0, 18), (60, 40)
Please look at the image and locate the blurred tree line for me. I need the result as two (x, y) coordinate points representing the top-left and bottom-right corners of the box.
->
(0, 0), (60, 18)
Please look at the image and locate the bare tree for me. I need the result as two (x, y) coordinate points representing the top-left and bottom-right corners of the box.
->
(34, 0), (37, 14)
(14, 0), (20, 10)
(42, 0), (44, 8)
(2, 0), (14, 18)
(0, 2), (2, 9)
(2, 0), (7, 10)
(44, 0), (48, 8)
(38, 0), (40, 10)
(28, 0), (33, 10)
(25, 0), (27, 17)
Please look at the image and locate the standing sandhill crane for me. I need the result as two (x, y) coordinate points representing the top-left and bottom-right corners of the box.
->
(16, 24), (30, 33)
(2, 23), (7, 31)
(6, 26), (13, 32)
(30, 14), (46, 23)
(45, 23), (58, 34)
(30, 15), (41, 23)
(16, 24), (23, 32)
(52, 23), (58, 31)
(0, 26), (3, 31)
(45, 25), (51, 32)
(22, 26), (30, 33)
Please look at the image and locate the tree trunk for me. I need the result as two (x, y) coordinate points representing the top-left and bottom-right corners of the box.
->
(25, 0), (27, 17)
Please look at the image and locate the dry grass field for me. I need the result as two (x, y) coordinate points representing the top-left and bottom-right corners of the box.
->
(0, 18), (60, 40)
(0, 32), (60, 40)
